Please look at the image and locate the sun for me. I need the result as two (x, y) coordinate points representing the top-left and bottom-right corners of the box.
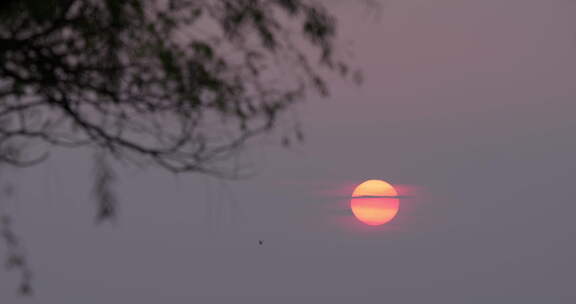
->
(350, 179), (399, 226)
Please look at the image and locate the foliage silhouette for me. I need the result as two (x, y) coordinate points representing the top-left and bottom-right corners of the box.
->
(0, 0), (352, 173)
(0, 0), (360, 295)
(0, 0), (360, 218)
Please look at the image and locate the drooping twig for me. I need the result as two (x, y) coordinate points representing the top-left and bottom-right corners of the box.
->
(1, 212), (33, 295)
(92, 150), (117, 223)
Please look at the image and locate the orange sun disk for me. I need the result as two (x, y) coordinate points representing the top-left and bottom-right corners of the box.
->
(350, 179), (399, 226)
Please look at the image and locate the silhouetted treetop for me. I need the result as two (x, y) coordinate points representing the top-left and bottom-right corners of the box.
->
(0, 0), (363, 295)
(0, 0), (355, 176)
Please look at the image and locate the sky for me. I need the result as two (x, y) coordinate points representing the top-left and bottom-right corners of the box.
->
(2, 0), (576, 302)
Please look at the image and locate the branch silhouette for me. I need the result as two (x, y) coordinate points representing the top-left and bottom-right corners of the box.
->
(0, 0), (361, 295)
(0, 0), (352, 174)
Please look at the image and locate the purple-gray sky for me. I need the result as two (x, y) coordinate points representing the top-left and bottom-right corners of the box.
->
(2, 0), (576, 302)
